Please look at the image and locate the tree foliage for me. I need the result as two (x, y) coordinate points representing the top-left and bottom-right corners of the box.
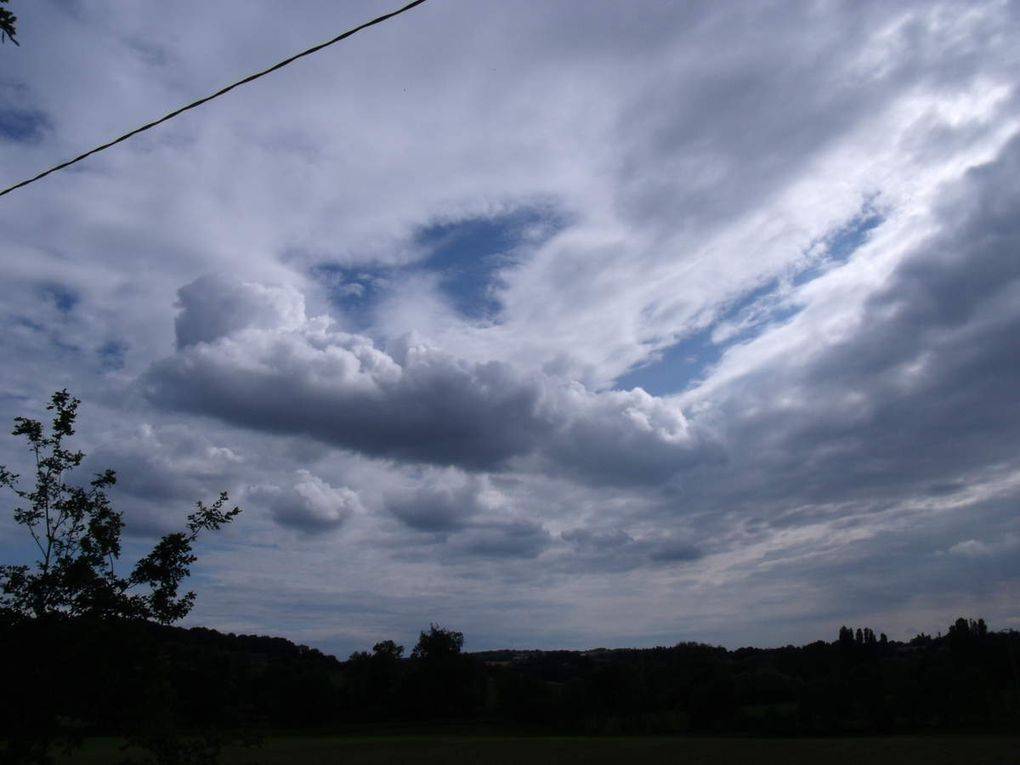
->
(411, 623), (464, 660)
(0, 390), (240, 625)
(0, 0), (17, 46)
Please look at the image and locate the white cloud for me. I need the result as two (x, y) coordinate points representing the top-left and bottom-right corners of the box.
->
(143, 275), (713, 481)
(948, 535), (1019, 558)
(251, 470), (364, 532)
(175, 275), (307, 349)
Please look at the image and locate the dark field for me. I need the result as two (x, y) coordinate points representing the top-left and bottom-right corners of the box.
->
(57, 735), (1020, 765)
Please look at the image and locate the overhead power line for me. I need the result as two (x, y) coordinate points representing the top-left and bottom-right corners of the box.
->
(0, 0), (429, 199)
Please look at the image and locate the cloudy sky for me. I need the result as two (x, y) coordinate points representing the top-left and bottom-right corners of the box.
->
(1, 0), (1019, 656)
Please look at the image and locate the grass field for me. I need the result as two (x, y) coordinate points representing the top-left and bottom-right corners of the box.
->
(55, 734), (1020, 764)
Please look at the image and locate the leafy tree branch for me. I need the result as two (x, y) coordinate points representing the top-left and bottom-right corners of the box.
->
(0, 390), (240, 624)
(0, 0), (16, 46)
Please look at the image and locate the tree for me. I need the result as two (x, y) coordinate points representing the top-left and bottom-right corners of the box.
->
(0, 0), (17, 46)
(411, 623), (464, 660)
(0, 390), (240, 625)
(408, 624), (479, 717)
(373, 639), (404, 660)
(0, 391), (241, 764)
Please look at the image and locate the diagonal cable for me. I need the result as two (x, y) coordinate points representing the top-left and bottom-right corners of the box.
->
(0, 0), (428, 198)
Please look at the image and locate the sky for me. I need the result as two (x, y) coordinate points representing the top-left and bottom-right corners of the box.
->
(1, 0), (1019, 657)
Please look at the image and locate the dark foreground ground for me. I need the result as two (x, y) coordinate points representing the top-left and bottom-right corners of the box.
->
(56, 735), (1020, 765)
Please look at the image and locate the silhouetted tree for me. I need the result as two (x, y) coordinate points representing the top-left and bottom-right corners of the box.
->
(0, 390), (240, 624)
(408, 624), (479, 717)
(0, 0), (16, 45)
(411, 623), (464, 659)
(0, 390), (241, 764)
(373, 639), (404, 659)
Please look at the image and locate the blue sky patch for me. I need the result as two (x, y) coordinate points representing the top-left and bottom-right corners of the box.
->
(98, 340), (128, 371)
(616, 325), (722, 395)
(314, 206), (566, 328)
(617, 207), (885, 395)
(792, 207), (884, 287)
(0, 108), (51, 143)
(311, 263), (384, 330)
(617, 276), (797, 395)
(39, 283), (79, 315)
(14, 316), (45, 333)
(415, 207), (564, 319)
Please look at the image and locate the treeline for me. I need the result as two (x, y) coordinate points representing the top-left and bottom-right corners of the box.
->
(471, 618), (1020, 734)
(1, 615), (1018, 744)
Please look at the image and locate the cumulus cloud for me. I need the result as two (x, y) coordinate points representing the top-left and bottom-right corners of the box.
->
(144, 301), (549, 469)
(142, 276), (711, 482)
(250, 470), (363, 533)
(547, 385), (720, 485)
(380, 470), (551, 558)
(385, 471), (500, 532)
(175, 275), (306, 350)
